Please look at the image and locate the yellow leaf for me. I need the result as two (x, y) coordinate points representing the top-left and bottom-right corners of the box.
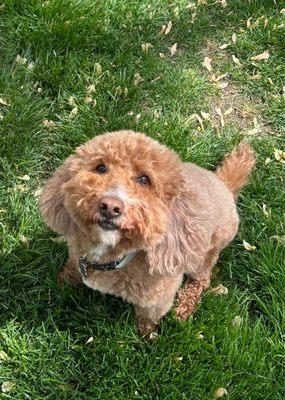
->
(224, 106), (233, 115)
(219, 43), (229, 49)
(87, 84), (96, 93)
(232, 33), (237, 43)
(95, 63), (103, 75)
(232, 315), (243, 326)
(251, 50), (270, 61)
(68, 96), (76, 106)
(202, 56), (212, 72)
(164, 21), (172, 35)
(158, 24), (166, 35)
(211, 284), (228, 295)
(170, 42), (178, 56)
(232, 55), (241, 65)
(141, 43), (153, 53)
(0, 98), (9, 106)
(270, 235), (285, 245)
(215, 107), (222, 117)
(201, 111), (210, 120)
(18, 174), (30, 181)
(84, 96), (93, 104)
(243, 240), (256, 251)
(265, 157), (271, 165)
(246, 17), (252, 28)
(85, 336), (94, 344)
(1, 381), (15, 393)
(280, 8), (285, 15)
(262, 203), (269, 218)
(274, 149), (285, 163)
(149, 332), (158, 341)
(0, 351), (8, 361)
(16, 54), (27, 64)
(133, 73), (144, 86)
(215, 388), (228, 398)
(42, 119), (56, 128)
(159, 52), (166, 59)
(250, 74), (261, 80)
(69, 107), (78, 117)
(220, 0), (227, 7)
(215, 82), (229, 89)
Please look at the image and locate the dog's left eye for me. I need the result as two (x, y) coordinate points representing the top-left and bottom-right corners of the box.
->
(137, 175), (151, 186)
(95, 164), (107, 174)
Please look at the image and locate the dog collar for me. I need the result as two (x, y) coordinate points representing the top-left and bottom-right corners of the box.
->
(79, 251), (137, 276)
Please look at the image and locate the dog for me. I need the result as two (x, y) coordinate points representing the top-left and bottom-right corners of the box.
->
(40, 130), (255, 336)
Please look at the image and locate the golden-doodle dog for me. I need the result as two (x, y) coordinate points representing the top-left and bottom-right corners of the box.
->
(40, 130), (255, 336)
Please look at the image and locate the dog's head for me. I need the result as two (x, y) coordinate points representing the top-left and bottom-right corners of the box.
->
(40, 130), (184, 249)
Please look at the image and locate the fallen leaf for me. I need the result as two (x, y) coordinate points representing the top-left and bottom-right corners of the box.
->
(220, 0), (227, 7)
(201, 111), (210, 120)
(87, 84), (96, 93)
(219, 43), (229, 49)
(158, 24), (167, 35)
(16, 184), (28, 193)
(16, 54), (27, 64)
(92, 99), (97, 107)
(215, 388), (228, 398)
(149, 332), (158, 341)
(243, 240), (256, 251)
(20, 235), (29, 244)
(164, 21), (172, 35)
(274, 149), (285, 163)
(0, 113), (3, 121)
(211, 284), (228, 295)
(69, 107), (78, 117)
(85, 336), (94, 344)
(232, 55), (241, 66)
(215, 82), (229, 89)
(196, 332), (204, 340)
(1, 381), (15, 393)
(27, 62), (35, 70)
(232, 315), (243, 326)
(42, 119), (56, 128)
(224, 107), (233, 116)
(84, 96), (93, 104)
(264, 18), (269, 28)
(280, 8), (285, 15)
(251, 50), (270, 61)
(134, 113), (141, 123)
(0, 351), (8, 361)
(246, 17), (252, 28)
(124, 87), (129, 97)
(159, 52), (166, 59)
(141, 43), (153, 53)
(262, 203), (269, 218)
(250, 74), (261, 80)
(95, 63), (103, 75)
(33, 188), (43, 197)
(133, 73), (144, 86)
(0, 98), (9, 106)
(68, 96), (76, 106)
(215, 107), (223, 117)
(270, 235), (285, 245)
(232, 33), (237, 43)
(265, 157), (271, 165)
(170, 42), (178, 56)
(202, 56), (212, 72)
(18, 174), (30, 181)
(246, 127), (261, 136)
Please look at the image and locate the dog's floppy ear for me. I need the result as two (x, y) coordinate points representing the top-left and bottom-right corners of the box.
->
(147, 194), (208, 276)
(39, 157), (76, 235)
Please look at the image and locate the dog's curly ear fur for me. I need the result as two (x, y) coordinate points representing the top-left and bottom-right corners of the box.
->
(39, 158), (75, 235)
(147, 194), (207, 276)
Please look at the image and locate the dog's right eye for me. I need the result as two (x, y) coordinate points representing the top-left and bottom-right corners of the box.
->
(95, 164), (107, 174)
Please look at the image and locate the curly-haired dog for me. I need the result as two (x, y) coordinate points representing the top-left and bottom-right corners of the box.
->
(40, 130), (255, 335)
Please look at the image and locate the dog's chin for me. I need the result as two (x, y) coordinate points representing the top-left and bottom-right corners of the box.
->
(97, 219), (119, 231)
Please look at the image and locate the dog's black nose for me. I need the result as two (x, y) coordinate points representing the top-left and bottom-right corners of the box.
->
(98, 196), (124, 219)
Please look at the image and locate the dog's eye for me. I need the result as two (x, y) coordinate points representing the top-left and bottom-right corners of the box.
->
(137, 175), (151, 186)
(95, 164), (107, 174)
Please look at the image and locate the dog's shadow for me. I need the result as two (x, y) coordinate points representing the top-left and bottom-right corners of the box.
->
(0, 232), (135, 336)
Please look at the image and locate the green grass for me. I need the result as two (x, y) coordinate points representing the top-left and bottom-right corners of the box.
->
(0, 0), (284, 398)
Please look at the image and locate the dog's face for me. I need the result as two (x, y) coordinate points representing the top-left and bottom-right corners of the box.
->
(41, 131), (184, 248)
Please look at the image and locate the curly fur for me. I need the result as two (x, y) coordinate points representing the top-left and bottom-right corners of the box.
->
(40, 130), (255, 336)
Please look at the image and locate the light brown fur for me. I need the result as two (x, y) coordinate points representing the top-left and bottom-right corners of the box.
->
(40, 130), (255, 336)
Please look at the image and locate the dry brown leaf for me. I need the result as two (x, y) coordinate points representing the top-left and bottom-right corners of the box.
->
(16, 184), (28, 193)
(95, 63), (103, 75)
(220, 0), (227, 7)
(20, 235), (29, 244)
(87, 84), (96, 93)
(124, 87), (129, 97)
(280, 8), (285, 15)
(1, 381), (15, 393)
(215, 107), (223, 117)
(265, 157), (271, 165)
(243, 240), (256, 251)
(42, 119), (56, 128)
(18, 174), (30, 181)
(84, 96), (93, 104)
(133, 73), (144, 86)
(159, 52), (166, 59)
(224, 107), (233, 116)
(149, 332), (158, 341)
(196, 332), (204, 340)
(27, 62), (35, 70)
(158, 24), (166, 35)
(246, 127), (261, 136)
(250, 74), (261, 80)
(115, 86), (122, 96)
(68, 96), (76, 106)
(16, 54), (27, 64)
(251, 50), (270, 61)
(274, 149), (285, 163)
(232, 33), (237, 43)
(232, 55), (241, 66)
(246, 17), (252, 28)
(0, 98), (9, 106)
(216, 82), (229, 89)
(164, 21), (173, 35)
(202, 56), (212, 72)
(211, 284), (228, 295)
(201, 111), (210, 120)
(232, 315), (243, 326)
(85, 336), (94, 344)
(33, 188), (43, 197)
(262, 203), (269, 218)
(215, 388), (228, 398)
(141, 43), (153, 53)
(92, 99), (97, 108)
(69, 107), (78, 117)
(219, 43), (229, 49)
(0, 351), (8, 362)
(134, 113), (141, 123)
(170, 42), (178, 56)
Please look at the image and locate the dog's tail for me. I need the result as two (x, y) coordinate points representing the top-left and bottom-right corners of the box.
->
(216, 142), (256, 200)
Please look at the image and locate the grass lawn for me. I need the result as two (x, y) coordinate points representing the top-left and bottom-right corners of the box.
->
(0, 0), (284, 398)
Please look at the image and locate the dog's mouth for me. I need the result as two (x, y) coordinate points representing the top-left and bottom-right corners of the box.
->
(97, 218), (119, 231)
